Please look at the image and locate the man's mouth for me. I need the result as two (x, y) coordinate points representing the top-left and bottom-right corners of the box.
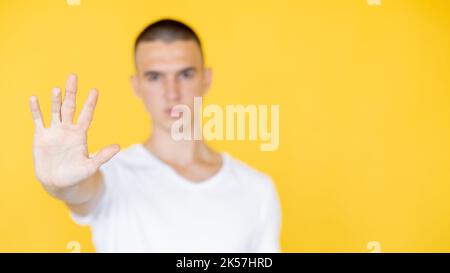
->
(165, 106), (180, 117)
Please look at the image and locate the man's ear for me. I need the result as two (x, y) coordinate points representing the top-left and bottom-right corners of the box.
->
(130, 74), (141, 98)
(201, 67), (213, 95)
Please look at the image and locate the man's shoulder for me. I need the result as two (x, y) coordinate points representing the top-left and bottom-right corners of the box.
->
(102, 143), (155, 170)
(225, 153), (275, 192)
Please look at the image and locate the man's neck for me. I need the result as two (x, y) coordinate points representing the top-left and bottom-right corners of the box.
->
(143, 127), (219, 167)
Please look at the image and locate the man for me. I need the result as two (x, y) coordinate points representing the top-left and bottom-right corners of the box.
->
(29, 19), (281, 252)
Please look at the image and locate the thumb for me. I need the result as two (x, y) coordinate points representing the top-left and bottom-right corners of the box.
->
(90, 144), (120, 169)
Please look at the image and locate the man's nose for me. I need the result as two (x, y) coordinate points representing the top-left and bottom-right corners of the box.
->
(164, 79), (181, 101)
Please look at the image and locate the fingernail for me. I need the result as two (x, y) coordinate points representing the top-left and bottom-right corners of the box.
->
(52, 87), (61, 96)
(68, 73), (77, 81)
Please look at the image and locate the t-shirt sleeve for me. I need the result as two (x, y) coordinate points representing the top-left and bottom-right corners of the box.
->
(69, 160), (117, 226)
(252, 176), (282, 253)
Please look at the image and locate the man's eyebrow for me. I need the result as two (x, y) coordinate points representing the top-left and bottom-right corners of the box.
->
(143, 70), (161, 77)
(143, 67), (197, 76)
(178, 66), (197, 74)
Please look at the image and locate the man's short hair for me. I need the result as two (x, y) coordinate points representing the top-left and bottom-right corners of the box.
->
(134, 18), (203, 58)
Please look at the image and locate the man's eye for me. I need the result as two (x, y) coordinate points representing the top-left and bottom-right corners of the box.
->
(148, 74), (160, 81)
(181, 71), (194, 79)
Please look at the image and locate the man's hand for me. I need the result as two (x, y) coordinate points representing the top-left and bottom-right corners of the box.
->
(29, 74), (119, 204)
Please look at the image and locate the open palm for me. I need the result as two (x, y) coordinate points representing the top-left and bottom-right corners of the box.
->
(30, 74), (119, 189)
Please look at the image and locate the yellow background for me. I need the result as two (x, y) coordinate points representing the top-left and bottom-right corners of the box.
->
(0, 0), (449, 252)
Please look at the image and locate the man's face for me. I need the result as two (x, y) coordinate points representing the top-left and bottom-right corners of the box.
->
(132, 40), (212, 132)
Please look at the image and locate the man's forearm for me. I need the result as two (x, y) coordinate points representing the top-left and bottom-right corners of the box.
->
(43, 170), (103, 205)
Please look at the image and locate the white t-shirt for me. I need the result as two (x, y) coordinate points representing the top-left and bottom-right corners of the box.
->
(70, 144), (282, 253)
